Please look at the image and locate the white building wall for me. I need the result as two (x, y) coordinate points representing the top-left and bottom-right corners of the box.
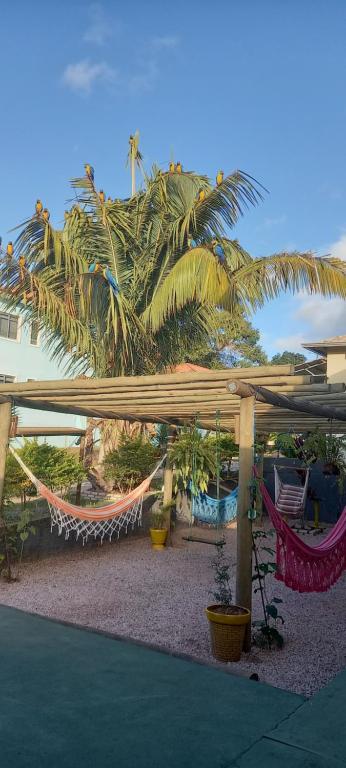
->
(0, 301), (85, 445)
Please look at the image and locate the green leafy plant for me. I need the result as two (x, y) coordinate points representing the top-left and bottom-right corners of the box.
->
(103, 434), (160, 492)
(4, 441), (86, 504)
(252, 529), (285, 649)
(304, 430), (346, 481)
(210, 541), (233, 607)
(170, 426), (216, 494)
(0, 509), (36, 583)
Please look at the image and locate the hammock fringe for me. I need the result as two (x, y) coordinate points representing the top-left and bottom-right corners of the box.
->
(257, 470), (346, 593)
(10, 447), (165, 544)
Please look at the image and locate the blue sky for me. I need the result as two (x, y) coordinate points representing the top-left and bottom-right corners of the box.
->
(1, 0), (346, 361)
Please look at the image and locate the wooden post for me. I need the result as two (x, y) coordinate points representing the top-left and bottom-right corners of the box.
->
(236, 395), (255, 651)
(75, 435), (86, 505)
(163, 427), (176, 545)
(255, 453), (264, 524)
(0, 402), (12, 514)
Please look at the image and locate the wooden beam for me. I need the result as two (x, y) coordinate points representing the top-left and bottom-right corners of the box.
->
(0, 365), (296, 394)
(0, 402), (12, 513)
(15, 427), (86, 438)
(227, 381), (346, 422)
(236, 395), (255, 651)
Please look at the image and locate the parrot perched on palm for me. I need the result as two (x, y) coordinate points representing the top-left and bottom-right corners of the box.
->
(6, 242), (14, 258)
(211, 239), (225, 263)
(176, 161), (182, 173)
(35, 199), (43, 216)
(98, 190), (105, 203)
(103, 267), (119, 296)
(169, 161), (175, 173)
(18, 255), (26, 280)
(216, 170), (224, 186)
(197, 188), (206, 202)
(42, 208), (50, 222)
(85, 163), (94, 182)
(89, 262), (102, 274)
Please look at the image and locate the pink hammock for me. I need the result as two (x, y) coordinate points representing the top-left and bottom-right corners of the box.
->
(10, 447), (165, 543)
(256, 471), (346, 592)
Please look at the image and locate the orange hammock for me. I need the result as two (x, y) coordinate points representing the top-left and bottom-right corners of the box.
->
(256, 469), (346, 592)
(10, 447), (165, 544)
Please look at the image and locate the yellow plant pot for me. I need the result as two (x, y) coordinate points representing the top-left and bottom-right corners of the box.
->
(205, 604), (251, 662)
(149, 528), (168, 550)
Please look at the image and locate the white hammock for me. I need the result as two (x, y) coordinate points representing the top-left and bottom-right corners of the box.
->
(274, 465), (310, 518)
(10, 447), (165, 544)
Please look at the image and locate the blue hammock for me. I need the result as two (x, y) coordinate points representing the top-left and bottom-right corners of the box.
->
(192, 487), (238, 526)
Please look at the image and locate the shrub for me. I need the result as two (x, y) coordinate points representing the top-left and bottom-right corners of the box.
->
(103, 435), (160, 492)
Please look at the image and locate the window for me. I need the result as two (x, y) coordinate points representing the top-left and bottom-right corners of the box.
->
(30, 321), (39, 346)
(0, 312), (19, 340)
(0, 374), (15, 384)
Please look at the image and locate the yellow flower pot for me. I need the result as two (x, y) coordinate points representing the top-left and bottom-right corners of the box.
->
(149, 528), (168, 550)
(205, 604), (251, 662)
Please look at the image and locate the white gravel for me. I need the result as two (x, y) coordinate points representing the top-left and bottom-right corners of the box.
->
(0, 524), (345, 698)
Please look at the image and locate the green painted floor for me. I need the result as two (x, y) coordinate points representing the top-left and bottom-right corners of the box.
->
(0, 605), (344, 767)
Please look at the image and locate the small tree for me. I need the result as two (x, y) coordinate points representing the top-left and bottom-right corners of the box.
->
(103, 435), (160, 492)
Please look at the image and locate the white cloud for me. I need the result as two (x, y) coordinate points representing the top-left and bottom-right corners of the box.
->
(261, 214), (287, 230)
(329, 233), (346, 260)
(83, 4), (113, 45)
(294, 295), (346, 338)
(62, 60), (117, 93)
(130, 61), (158, 92)
(151, 35), (180, 50)
(273, 333), (307, 352)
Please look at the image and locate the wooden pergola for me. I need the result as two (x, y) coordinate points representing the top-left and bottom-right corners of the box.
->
(0, 363), (345, 649)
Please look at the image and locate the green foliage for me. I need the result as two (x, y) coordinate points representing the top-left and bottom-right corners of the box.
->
(271, 351), (307, 366)
(252, 529), (285, 649)
(274, 433), (298, 458)
(170, 426), (216, 494)
(3, 139), (346, 379)
(103, 435), (160, 492)
(210, 541), (233, 607)
(3, 453), (33, 503)
(303, 430), (346, 469)
(4, 441), (85, 502)
(0, 509), (36, 582)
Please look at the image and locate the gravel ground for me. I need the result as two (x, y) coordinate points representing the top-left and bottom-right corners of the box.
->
(0, 524), (345, 698)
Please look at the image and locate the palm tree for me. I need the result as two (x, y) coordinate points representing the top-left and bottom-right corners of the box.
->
(1, 141), (346, 380)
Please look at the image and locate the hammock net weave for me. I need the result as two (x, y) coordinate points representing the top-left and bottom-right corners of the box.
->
(192, 488), (238, 525)
(10, 448), (165, 545)
(258, 472), (346, 592)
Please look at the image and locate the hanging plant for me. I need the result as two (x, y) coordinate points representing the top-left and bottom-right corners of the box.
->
(169, 426), (216, 495)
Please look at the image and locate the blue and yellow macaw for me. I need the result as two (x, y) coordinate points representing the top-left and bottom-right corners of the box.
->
(85, 163), (94, 182)
(89, 262), (120, 296)
(35, 199), (43, 216)
(216, 170), (224, 186)
(212, 239), (225, 263)
(103, 267), (120, 296)
(89, 262), (102, 274)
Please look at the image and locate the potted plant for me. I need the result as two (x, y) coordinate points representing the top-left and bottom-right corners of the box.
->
(205, 541), (250, 662)
(148, 499), (173, 550)
(304, 431), (346, 480)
